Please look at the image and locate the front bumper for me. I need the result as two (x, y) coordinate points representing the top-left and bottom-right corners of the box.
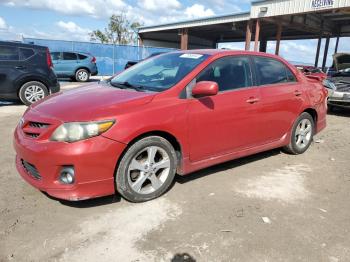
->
(328, 98), (350, 108)
(14, 126), (126, 201)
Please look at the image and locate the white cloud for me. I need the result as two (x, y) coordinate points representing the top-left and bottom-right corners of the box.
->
(0, 16), (8, 30)
(56, 21), (89, 34)
(184, 4), (215, 19)
(0, 0), (219, 26)
(138, 0), (181, 11)
(0, 0), (127, 18)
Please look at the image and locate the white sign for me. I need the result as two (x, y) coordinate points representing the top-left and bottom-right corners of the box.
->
(180, 54), (203, 59)
(311, 0), (334, 9)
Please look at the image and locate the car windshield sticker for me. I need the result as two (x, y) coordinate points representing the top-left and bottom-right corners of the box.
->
(180, 54), (203, 59)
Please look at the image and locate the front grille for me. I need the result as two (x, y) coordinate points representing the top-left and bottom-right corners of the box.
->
(21, 159), (41, 180)
(23, 121), (50, 139)
(24, 133), (40, 138)
(28, 122), (49, 129)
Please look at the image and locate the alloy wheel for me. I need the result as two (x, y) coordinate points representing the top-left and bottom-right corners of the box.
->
(77, 71), (88, 81)
(24, 85), (46, 103)
(295, 118), (312, 149)
(127, 146), (171, 194)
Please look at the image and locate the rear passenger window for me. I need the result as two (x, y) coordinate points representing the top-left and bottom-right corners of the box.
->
(51, 52), (61, 60)
(197, 56), (253, 92)
(63, 52), (77, 60)
(78, 54), (87, 60)
(254, 57), (296, 85)
(19, 48), (35, 60)
(0, 45), (19, 61)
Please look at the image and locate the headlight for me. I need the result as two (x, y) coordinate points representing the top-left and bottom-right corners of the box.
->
(50, 120), (115, 142)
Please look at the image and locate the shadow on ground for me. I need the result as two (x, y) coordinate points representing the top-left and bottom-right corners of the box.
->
(45, 149), (282, 208)
(176, 148), (281, 185)
(328, 107), (350, 117)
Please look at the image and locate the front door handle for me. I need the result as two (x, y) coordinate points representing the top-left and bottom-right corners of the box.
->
(294, 90), (302, 96)
(246, 97), (259, 104)
(15, 66), (26, 70)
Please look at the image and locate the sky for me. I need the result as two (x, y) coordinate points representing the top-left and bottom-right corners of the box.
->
(0, 0), (349, 66)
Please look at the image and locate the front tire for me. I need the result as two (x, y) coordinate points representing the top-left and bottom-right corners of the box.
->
(283, 112), (314, 155)
(75, 69), (90, 82)
(116, 136), (177, 203)
(19, 81), (49, 106)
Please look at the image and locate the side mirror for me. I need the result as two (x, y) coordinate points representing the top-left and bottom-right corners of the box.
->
(192, 81), (218, 98)
(305, 75), (323, 82)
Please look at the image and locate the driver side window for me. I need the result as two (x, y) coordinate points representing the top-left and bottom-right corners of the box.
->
(196, 56), (253, 92)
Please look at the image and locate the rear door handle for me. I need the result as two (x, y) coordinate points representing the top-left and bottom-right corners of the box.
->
(246, 97), (259, 104)
(15, 66), (26, 70)
(294, 90), (302, 96)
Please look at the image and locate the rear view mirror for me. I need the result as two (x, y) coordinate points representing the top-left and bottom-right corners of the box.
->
(192, 81), (218, 98)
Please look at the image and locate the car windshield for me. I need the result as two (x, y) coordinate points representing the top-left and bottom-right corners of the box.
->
(110, 52), (209, 92)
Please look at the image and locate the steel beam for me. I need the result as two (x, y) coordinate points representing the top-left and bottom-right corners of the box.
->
(180, 28), (188, 50)
(254, 19), (260, 52)
(245, 20), (252, 51)
(275, 23), (282, 55)
(322, 37), (330, 70)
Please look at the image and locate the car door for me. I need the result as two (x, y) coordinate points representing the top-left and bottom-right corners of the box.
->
(253, 56), (304, 143)
(60, 52), (78, 76)
(0, 45), (22, 95)
(187, 56), (262, 162)
(51, 52), (64, 76)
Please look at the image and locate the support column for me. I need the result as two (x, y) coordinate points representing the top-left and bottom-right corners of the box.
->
(138, 37), (143, 46)
(315, 37), (322, 67)
(254, 19), (260, 52)
(259, 39), (267, 52)
(322, 36), (330, 70)
(275, 23), (282, 55)
(245, 20), (252, 51)
(180, 28), (188, 50)
(334, 36), (340, 54)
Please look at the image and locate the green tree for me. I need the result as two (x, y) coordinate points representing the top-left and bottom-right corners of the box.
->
(90, 14), (141, 45)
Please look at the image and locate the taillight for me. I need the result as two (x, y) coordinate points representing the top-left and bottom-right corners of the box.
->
(46, 48), (53, 68)
(91, 56), (96, 63)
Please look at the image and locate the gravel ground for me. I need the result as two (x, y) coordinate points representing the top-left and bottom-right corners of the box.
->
(0, 82), (350, 262)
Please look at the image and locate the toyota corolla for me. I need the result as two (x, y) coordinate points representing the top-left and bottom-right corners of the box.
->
(14, 50), (327, 202)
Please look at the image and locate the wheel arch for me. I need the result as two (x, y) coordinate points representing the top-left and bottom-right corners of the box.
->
(15, 76), (49, 94)
(17, 79), (49, 97)
(75, 67), (91, 74)
(113, 130), (184, 182)
(302, 107), (318, 125)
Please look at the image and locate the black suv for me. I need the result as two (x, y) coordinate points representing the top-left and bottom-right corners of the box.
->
(0, 41), (60, 105)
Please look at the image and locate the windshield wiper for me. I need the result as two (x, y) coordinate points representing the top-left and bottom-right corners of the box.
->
(110, 81), (145, 92)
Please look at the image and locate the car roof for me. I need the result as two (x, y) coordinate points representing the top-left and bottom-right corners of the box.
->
(0, 40), (47, 50)
(171, 49), (287, 60)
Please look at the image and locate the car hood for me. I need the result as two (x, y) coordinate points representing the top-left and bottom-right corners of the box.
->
(29, 83), (156, 122)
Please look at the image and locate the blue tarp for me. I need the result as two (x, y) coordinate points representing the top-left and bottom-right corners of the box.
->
(23, 38), (176, 76)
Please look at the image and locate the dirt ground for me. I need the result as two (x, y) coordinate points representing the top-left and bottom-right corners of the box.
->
(1, 82), (350, 262)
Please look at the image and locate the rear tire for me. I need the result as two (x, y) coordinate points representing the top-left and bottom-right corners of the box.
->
(75, 68), (90, 82)
(116, 136), (177, 203)
(19, 81), (49, 106)
(283, 112), (314, 155)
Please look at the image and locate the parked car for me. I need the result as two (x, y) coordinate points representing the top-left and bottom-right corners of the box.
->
(51, 51), (98, 82)
(14, 50), (327, 202)
(0, 41), (60, 105)
(323, 53), (350, 110)
(124, 52), (166, 69)
(295, 65), (327, 81)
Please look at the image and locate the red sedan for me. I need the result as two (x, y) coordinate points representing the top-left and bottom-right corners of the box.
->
(14, 50), (327, 202)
